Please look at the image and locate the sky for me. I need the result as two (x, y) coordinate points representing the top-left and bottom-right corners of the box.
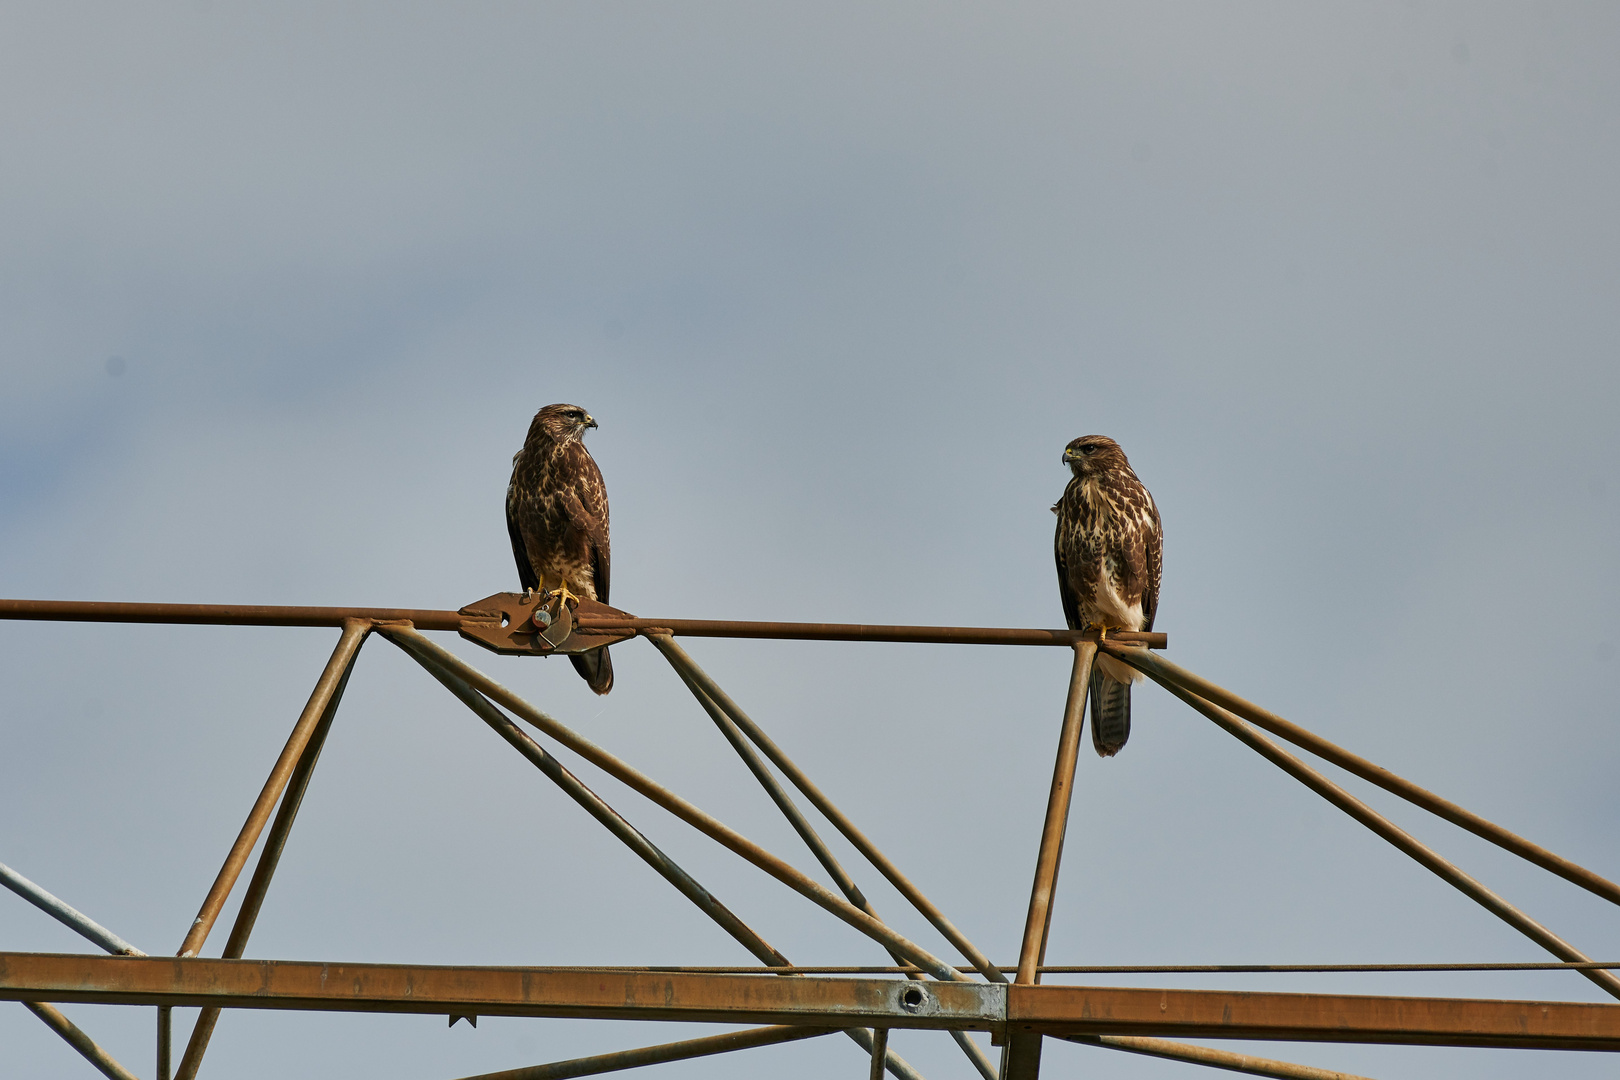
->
(2, 2), (1619, 1077)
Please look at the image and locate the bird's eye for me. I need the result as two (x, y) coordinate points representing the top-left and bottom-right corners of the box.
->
(1081, 445), (1095, 454)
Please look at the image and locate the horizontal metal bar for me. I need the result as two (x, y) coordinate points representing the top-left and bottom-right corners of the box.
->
(0, 596), (1163, 647)
(0, 861), (145, 956)
(547, 960), (1620, 975)
(1072, 1035), (1377, 1080)
(1100, 643), (1620, 907)
(0, 954), (1001, 1030)
(453, 1024), (839, 1080)
(1007, 983), (1620, 1050)
(0, 597), (461, 630)
(6, 955), (1620, 1050)
(21, 1001), (143, 1080)
(584, 616), (1164, 648)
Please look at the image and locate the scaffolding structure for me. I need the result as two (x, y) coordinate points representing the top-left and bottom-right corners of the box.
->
(2, 593), (1618, 1080)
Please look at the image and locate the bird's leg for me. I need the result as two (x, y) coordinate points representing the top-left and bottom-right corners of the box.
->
(556, 580), (580, 609)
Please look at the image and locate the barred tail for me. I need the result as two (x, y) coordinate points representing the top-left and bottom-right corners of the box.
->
(1089, 671), (1130, 757)
(571, 647), (614, 696)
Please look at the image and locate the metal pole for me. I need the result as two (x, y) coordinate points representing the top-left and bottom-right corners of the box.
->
(1068, 1035), (1378, 1080)
(176, 620), (369, 958)
(158, 1006), (171, 1080)
(0, 860), (146, 956)
(406, 642), (789, 968)
(1099, 643), (1620, 908)
(451, 1025), (839, 1080)
(650, 635), (998, 1080)
(383, 628), (967, 984)
(1152, 675), (1620, 1002)
(21, 1001), (142, 1080)
(0, 860), (148, 1079)
(1005, 644), (1095, 1080)
(869, 1028), (890, 1080)
(649, 634), (1006, 985)
(174, 627), (364, 1080)
(1016, 644), (1095, 984)
(396, 636), (930, 1080)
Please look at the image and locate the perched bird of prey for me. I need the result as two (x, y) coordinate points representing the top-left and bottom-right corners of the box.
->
(507, 403), (613, 695)
(1052, 435), (1162, 756)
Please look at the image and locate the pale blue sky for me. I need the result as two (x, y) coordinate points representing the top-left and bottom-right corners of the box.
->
(3, 4), (1618, 1077)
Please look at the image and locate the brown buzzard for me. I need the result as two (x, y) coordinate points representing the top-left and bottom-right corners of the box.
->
(507, 403), (613, 695)
(1052, 435), (1162, 755)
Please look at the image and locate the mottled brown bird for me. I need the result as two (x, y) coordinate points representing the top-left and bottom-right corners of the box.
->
(1052, 435), (1162, 755)
(507, 403), (613, 694)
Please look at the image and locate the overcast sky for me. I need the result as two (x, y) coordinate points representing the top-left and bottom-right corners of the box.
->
(3, 3), (1619, 1078)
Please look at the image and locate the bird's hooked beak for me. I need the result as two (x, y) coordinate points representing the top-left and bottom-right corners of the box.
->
(1062, 447), (1078, 464)
(584, 415), (598, 430)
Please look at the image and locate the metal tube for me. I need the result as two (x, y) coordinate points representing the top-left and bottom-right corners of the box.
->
(407, 643), (790, 968)
(869, 1028), (890, 1080)
(158, 1006), (171, 1080)
(844, 1025), (928, 1080)
(21, 1001), (143, 1080)
(649, 634), (1006, 985)
(383, 628), (967, 984)
(1070, 1035), (1377, 1080)
(1100, 643), (1620, 908)
(1015, 645), (1095, 986)
(452, 1025), (839, 1080)
(409, 648), (931, 1080)
(0, 597), (462, 630)
(585, 616), (1163, 648)
(0, 595), (1161, 647)
(0, 860), (146, 956)
(652, 635), (868, 910)
(176, 620), (369, 958)
(174, 634), (363, 1080)
(651, 644), (999, 1080)
(1152, 676), (1620, 1002)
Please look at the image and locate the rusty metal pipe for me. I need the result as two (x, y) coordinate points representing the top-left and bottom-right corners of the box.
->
(407, 644), (790, 969)
(0, 861), (149, 1078)
(383, 628), (966, 984)
(0, 596), (1162, 648)
(1152, 676), (1620, 1002)
(1100, 643), (1620, 908)
(0, 597), (462, 630)
(1069, 1035), (1377, 1080)
(649, 636), (997, 1079)
(408, 644), (931, 1080)
(0, 860), (145, 956)
(22, 1001), (143, 1080)
(649, 635), (1006, 986)
(593, 615), (1162, 648)
(158, 1006), (171, 1080)
(1015, 644), (1095, 986)
(868, 1027), (890, 1080)
(452, 1025), (839, 1080)
(176, 620), (369, 958)
(652, 635), (868, 909)
(174, 638), (362, 1080)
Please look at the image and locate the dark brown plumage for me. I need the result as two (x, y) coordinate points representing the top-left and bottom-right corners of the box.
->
(1052, 435), (1163, 756)
(507, 403), (613, 694)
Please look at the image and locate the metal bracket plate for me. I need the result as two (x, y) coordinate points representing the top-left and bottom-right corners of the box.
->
(458, 593), (639, 657)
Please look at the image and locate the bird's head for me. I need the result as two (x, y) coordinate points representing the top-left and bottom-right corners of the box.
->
(529, 403), (598, 446)
(1062, 435), (1128, 477)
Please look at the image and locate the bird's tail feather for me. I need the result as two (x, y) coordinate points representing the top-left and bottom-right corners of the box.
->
(1089, 671), (1130, 757)
(571, 647), (613, 696)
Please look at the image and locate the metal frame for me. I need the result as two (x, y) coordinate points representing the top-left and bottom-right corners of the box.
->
(3, 596), (1618, 1080)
